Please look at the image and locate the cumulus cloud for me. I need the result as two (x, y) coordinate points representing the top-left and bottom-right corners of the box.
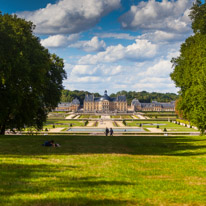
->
(78, 39), (157, 64)
(63, 53), (178, 94)
(17, 0), (121, 35)
(138, 30), (189, 43)
(138, 59), (172, 78)
(119, 0), (193, 33)
(70, 64), (124, 77)
(96, 32), (138, 40)
(41, 34), (79, 48)
(69, 37), (106, 52)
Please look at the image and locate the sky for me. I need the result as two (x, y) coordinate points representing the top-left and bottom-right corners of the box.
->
(1, 0), (197, 95)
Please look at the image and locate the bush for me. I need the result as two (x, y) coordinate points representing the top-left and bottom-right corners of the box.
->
(84, 120), (88, 126)
(163, 128), (167, 132)
(53, 124), (55, 128)
(123, 120), (126, 126)
(139, 123), (142, 127)
(156, 125), (159, 128)
(45, 128), (48, 131)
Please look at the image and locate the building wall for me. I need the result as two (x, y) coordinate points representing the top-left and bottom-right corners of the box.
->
(83, 100), (127, 112)
(132, 104), (174, 112)
(55, 104), (79, 112)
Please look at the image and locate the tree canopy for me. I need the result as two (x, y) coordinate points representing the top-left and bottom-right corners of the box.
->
(170, 1), (206, 134)
(60, 89), (178, 105)
(0, 12), (66, 134)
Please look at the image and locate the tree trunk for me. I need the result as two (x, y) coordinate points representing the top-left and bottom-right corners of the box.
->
(0, 125), (6, 135)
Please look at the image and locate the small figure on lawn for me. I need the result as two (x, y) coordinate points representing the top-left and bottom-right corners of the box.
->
(110, 128), (113, 136)
(42, 140), (60, 147)
(105, 127), (109, 136)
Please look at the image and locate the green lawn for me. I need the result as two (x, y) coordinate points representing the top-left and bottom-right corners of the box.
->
(47, 112), (68, 119)
(147, 116), (177, 119)
(0, 135), (205, 206)
(126, 121), (197, 132)
(111, 115), (133, 119)
(45, 120), (85, 127)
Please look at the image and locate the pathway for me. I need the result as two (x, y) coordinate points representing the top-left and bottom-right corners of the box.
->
(137, 114), (146, 119)
(49, 128), (64, 132)
(98, 120), (114, 128)
(65, 114), (75, 119)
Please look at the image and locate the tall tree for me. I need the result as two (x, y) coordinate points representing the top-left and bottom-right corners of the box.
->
(170, 1), (206, 135)
(0, 13), (66, 134)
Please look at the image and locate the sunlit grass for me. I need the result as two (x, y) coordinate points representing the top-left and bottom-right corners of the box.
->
(0, 135), (205, 206)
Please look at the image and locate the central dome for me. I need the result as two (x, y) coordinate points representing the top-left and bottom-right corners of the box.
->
(100, 90), (111, 101)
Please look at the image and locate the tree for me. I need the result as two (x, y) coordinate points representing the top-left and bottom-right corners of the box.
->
(0, 12), (66, 135)
(170, 1), (206, 135)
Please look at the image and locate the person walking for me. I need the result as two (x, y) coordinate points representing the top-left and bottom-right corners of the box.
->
(105, 127), (109, 136)
(110, 128), (113, 136)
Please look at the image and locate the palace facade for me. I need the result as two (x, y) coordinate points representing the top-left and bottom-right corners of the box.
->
(55, 98), (80, 112)
(84, 90), (127, 112)
(131, 99), (175, 112)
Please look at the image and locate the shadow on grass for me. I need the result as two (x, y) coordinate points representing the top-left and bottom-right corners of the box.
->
(1, 197), (137, 206)
(0, 162), (136, 206)
(0, 135), (205, 156)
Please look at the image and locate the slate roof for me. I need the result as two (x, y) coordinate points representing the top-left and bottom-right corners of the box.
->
(131, 99), (175, 108)
(84, 91), (127, 102)
(58, 98), (80, 107)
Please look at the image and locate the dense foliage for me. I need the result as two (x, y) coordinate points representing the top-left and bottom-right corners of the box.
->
(0, 13), (66, 134)
(110, 90), (178, 104)
(170, 1), (206, 134)
(61, 90), (101, 105)
(61, 89), (178, 105)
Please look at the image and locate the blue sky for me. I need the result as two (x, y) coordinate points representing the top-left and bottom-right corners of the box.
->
(1, 0), (196, 94)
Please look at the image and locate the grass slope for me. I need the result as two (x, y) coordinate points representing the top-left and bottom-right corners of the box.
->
(0, 135), (205, 206)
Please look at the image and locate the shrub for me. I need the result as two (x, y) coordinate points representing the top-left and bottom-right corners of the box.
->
(163, 128), (167, 132)
(53, 124), (55, 128)
(139, 123), (142, 127)
(84, 120), (88, 126)
(123, 120), (126, 126)
(156, 125), (159, 128)
(45, 128), (48, 131)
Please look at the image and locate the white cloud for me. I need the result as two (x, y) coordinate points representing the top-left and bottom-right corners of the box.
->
(63, 54), (178, 94)
(78, 39), (157, 64)
(17, 0), (121, 35)
(70, 64), (124, 77)
(119, 0), (193, 33)
(96, 32), (138, 40)
(138, 30), (189, 43)
(139, 59), (172, 78)
(70, 37), (106, 52)
(41, 34), (79, 48)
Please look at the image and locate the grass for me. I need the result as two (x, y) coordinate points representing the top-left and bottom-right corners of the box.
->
(111, 115), (133, 119)
(78, 115), (100, 119)
(147, 116), (177, 119)
(126, 121), (197, 132)
(0, 135), (205, 206)
(45, 120), (85, 127)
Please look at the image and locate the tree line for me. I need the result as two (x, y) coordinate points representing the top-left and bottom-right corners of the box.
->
(60, 90), (178, 105)
(170, 0), (206, 134)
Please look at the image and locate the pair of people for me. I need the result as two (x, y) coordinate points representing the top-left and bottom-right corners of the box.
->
(105, 127), (113, 136)
(42, 140), (60, 147)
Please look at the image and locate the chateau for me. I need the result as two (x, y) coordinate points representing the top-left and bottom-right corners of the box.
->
(55, 98), (80, 112)
(131, 99), (175, 112)
(83, 90), (127, 112)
